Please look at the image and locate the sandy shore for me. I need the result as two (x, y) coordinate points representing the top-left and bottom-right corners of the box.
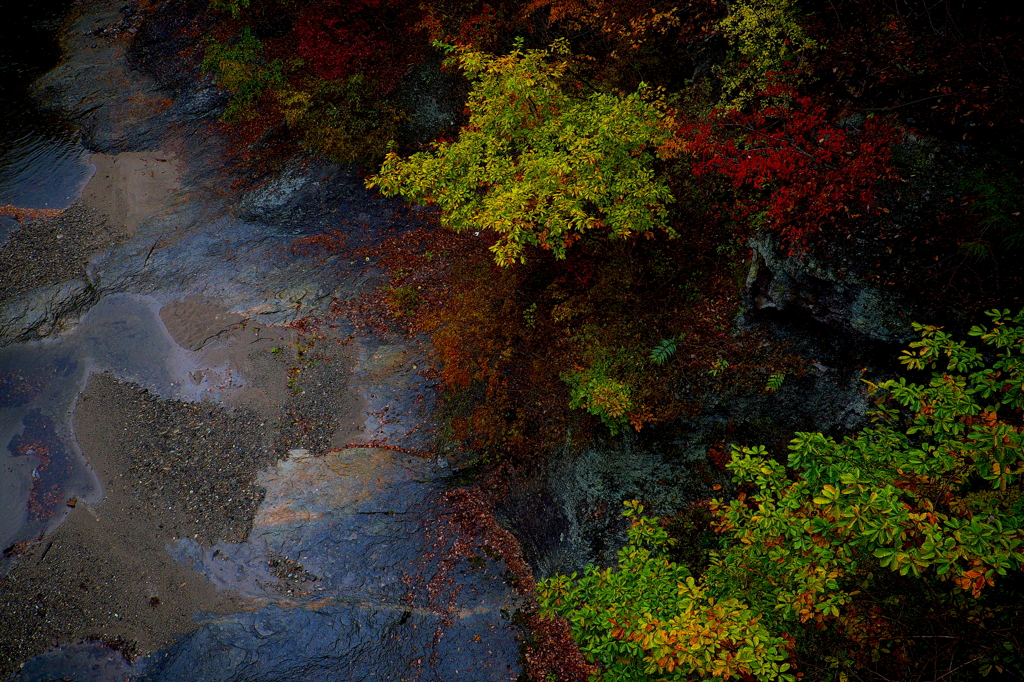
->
(80, 152), (180, 237)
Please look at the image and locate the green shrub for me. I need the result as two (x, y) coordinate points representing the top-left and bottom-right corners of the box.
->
(564, 363), (635, 435)
(538, 501), (794, 681)
(202, 27), (285, 122)
(368, 39), (677, 265)
(718, 0), (817, 107)
(539, 309), (1024, 681)
(278, 74), (404, 163)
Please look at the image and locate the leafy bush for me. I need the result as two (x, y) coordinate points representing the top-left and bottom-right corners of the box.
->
(718, 0), (817, 107)
(202, 0), (424, 164)
(538, 501), (795, 681)
(368, 39), (678, 265)
(540, 310), (1024, 681)
(202, 27), (285, 122)
(564, 362), (635, 435)
(278, 75), (404, 163)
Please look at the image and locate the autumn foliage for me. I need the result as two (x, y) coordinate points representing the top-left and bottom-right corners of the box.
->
(683, 84), (902, 246)
(542, 314), (1024, 681)
(191, 0), (1024, 678)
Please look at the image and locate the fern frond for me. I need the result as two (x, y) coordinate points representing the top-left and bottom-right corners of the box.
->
(650, 338), (678, 365)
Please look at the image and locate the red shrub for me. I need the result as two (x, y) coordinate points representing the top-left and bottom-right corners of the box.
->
(682, 84), (902, 247)
(294, 1), (390, 81)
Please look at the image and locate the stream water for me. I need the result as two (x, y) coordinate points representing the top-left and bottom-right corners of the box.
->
(0, 0), (94, 241)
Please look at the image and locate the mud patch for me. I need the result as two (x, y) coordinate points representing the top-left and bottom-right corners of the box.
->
(159, 295), (245, 352)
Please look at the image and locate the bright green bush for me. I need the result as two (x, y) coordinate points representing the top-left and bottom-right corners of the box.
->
(367, 39), (678, 266)
(539, 501), (794, 682)
(564, 362), (635, 436)
(539, 309), (1024, 680)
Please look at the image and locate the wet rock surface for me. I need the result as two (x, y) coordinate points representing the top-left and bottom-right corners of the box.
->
(32, 6), (173, 154)
(0, 0), (525, 679)
(149, 448), (523, 682)
(0, 278), (102, 347)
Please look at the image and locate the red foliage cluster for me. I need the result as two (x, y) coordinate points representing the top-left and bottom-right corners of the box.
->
(521, 611), (596, 682)
(289, 228), (351, 257)
(329, 221), (570, 456)
(683, 85), (902, 246)
(0, 205), (63, 225)
(443, 488), (535, 589)
(706, 442), (730, 472)
(216, 112), (300, 183)
(293, 0), (393, 84)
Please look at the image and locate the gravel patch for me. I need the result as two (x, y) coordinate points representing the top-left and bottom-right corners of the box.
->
(0, 372), (278, 677)
(74, 373), (277, 546)
(0, 203), (120, 303)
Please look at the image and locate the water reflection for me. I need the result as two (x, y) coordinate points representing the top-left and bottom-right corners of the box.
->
(0, 128), (93, 209)
(0, 0), (92, 241)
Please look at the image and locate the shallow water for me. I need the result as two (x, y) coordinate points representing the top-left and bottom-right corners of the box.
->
(0, 294), (247, 560)
(0, 127), (93, 209)
(8, 642), (133, 682)
(0, 0), (93, 240)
